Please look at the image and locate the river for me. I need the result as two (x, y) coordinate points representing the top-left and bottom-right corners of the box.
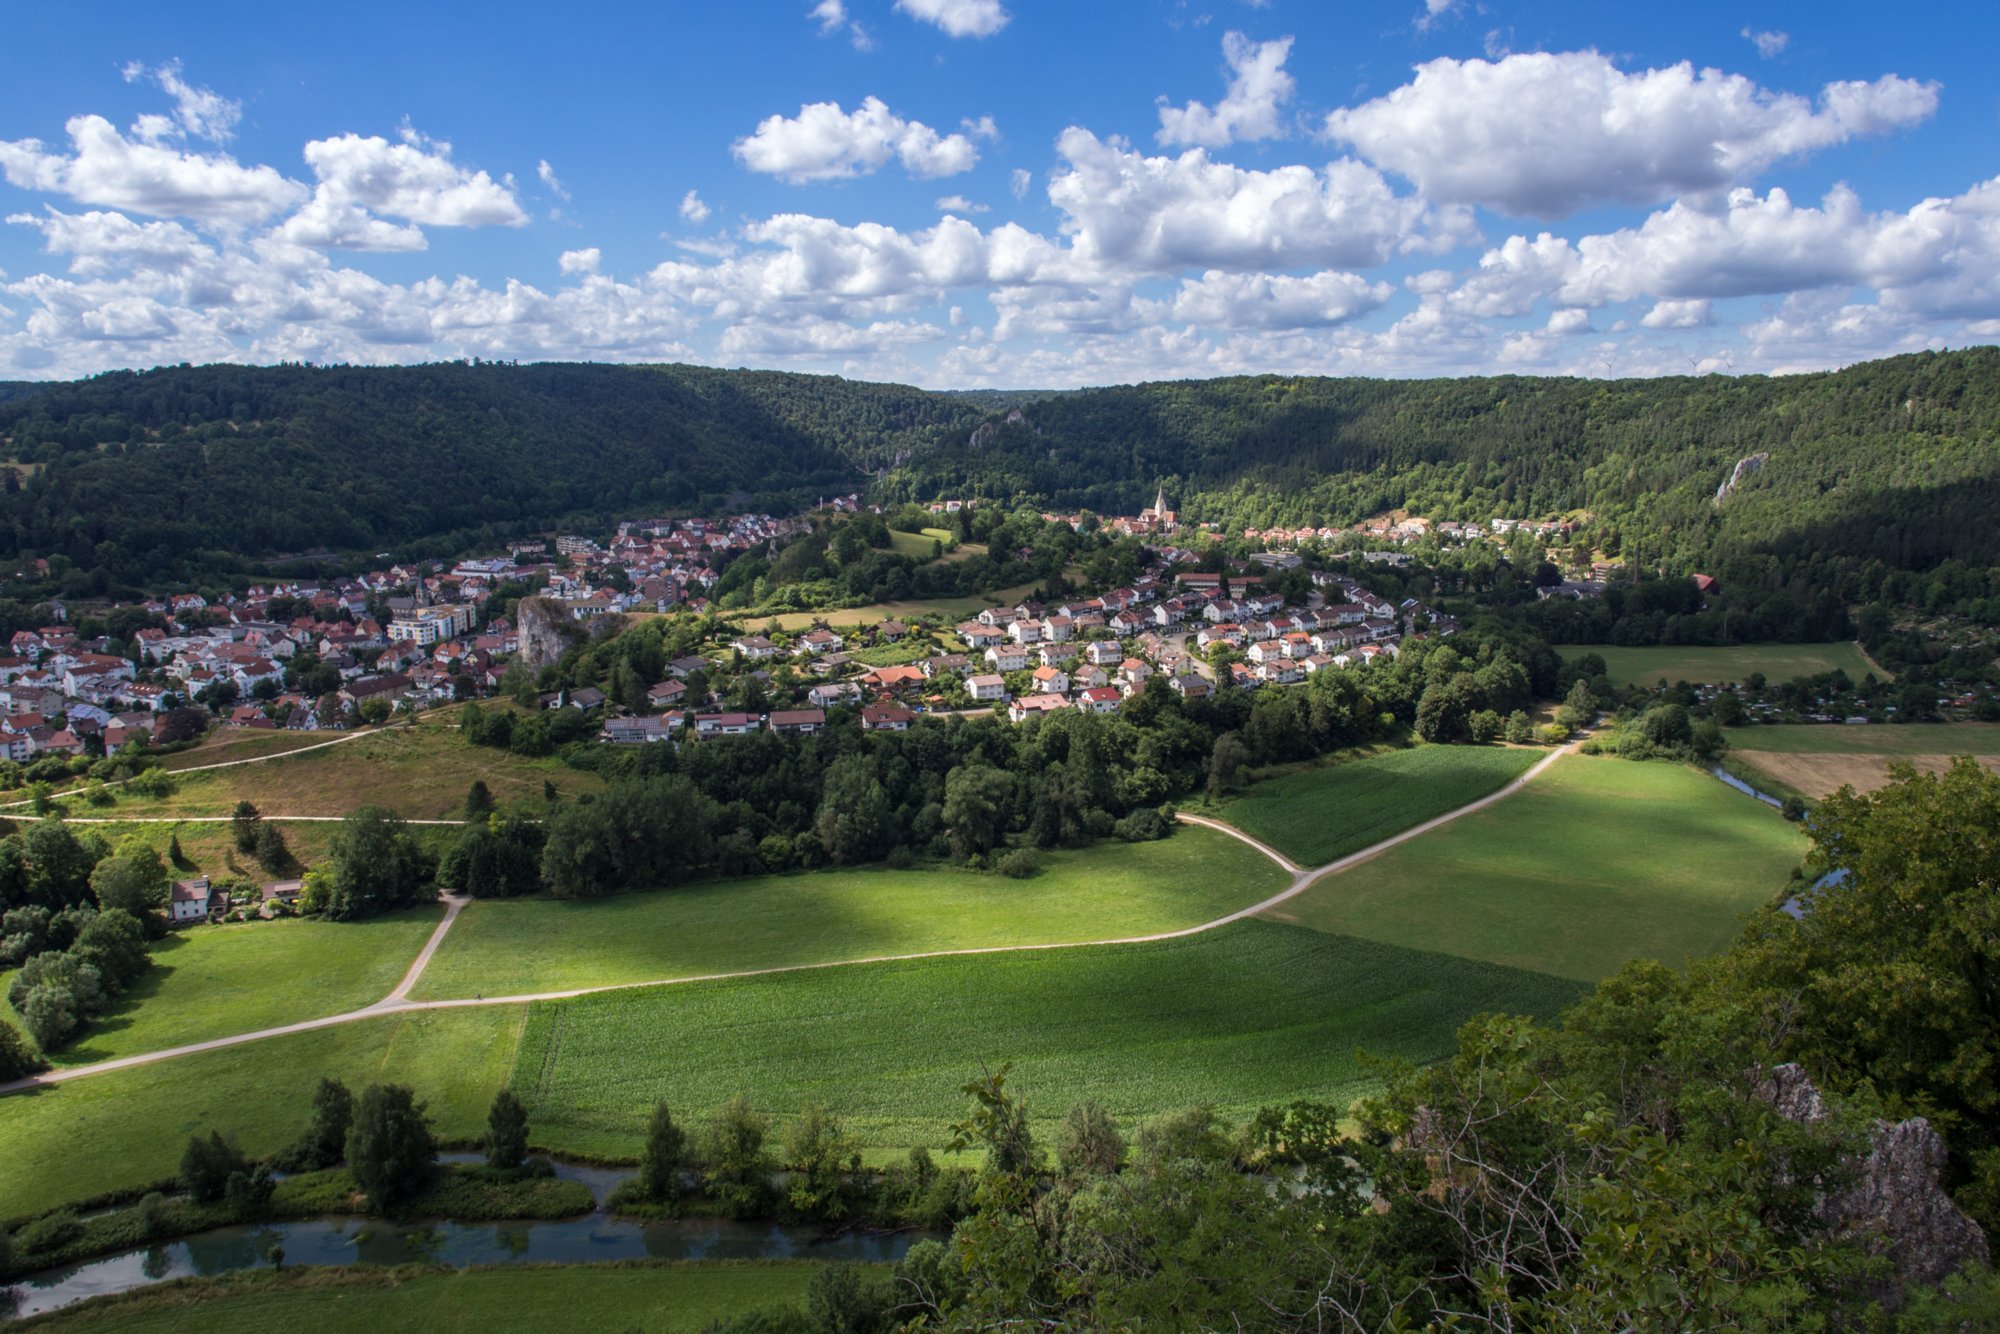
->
(3, 1158), (932, 1321)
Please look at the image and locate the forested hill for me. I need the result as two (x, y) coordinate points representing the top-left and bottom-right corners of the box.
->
(882, 346), (2000, 573)
(2, 348), (1998, 588)
(0, 361), (980, 586)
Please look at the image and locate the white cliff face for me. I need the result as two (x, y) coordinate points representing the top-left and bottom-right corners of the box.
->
(515, 596), (576, 674)
(1715, 452), (1769, 504)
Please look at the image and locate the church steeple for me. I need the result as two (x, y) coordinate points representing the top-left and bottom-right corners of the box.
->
(1154, 484), (1167, 516)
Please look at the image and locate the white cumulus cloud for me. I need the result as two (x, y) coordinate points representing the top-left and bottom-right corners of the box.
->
(733, 97), (981, 182)
(680, 190), (711, 223)
(895, 0), (1010, 39)
(537, 160), (569, 201)
(1158, 33), (1296, 148)
(276, 130), (526, 251)
(1323, 51), (1940, 218)
(559, 247), (599, 275)
(936, 195), (988, 214)
(0, 115), (305, 224)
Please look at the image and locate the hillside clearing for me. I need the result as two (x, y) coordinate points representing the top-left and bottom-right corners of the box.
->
(52, 715), (601, 821)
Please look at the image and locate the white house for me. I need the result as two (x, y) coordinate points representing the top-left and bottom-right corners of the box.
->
(170, 877), (212, 923)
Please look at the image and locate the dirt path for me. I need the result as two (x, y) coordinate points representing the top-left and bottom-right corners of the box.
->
(0, 745), (1574, 1097)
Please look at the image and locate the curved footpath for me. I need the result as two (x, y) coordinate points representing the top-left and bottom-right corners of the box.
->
(0, 744), (1575, 1097)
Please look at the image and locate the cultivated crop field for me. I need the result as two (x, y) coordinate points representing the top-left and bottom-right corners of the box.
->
(508, 921), (1585, 1156)
(413, 827), (1285, 999)
(1220, 746), (1542, 867)
(1726, 722), (2000, 797)
(1263, 756), (1805, 981)
(0, 1008), (524, 1220)
(1566, 642), (1885, 686)
(28, 1260), (832, 1333)
(23, 906), (442, 1068)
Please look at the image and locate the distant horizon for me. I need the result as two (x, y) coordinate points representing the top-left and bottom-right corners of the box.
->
(8, 343), (1997, 396)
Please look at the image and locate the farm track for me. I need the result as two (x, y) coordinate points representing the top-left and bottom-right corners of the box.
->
(0, 744), (1576, 1097)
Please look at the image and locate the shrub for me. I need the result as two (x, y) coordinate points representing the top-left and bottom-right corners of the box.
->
(180, 1131), (251, 1204)
(14, 1209), (82, 1256)
(0, 1017), (41, 1079)
(997, 848), (1038, 879)
(1114, 807), (1168, 842)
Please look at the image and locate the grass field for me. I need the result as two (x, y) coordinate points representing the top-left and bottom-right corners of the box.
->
(27, 1261), (830, 1332)
(0, 1008), (523, 1220)
(45, 714), (601, 821)
(413, 827), (1286, 999)
(1219, 746), (1543, 867)
(1726, 722), (2000, 754)
(1263, 755), (1806, 981)
(1564, 642), (1885, 686)
(158, 729), (352, 771)
(22, 907), (442, 1067)
(763, 579), (1048, 631)
(0, 924), (1583, 1217)
(510, 921), (1584, 1156)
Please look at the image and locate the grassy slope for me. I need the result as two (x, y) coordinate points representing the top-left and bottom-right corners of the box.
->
(49, 716), (601, 821)
(413, 828), (1286, 999)
(1264, 755), (1806, 981)
(1727, 722), (2000, 755)
(1219, 746), (1542, 867)
(26, 1262), (828, 1333)
(0, 1009), (523, 1220)
(510, 921), (1584, 1155)
(1566, 642), (1883, 686)
(30, 908), (441, 1067)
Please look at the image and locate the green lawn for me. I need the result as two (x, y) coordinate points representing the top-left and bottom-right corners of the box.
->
(1219, 746), (1543, 868)
(510, 921), (1584, 1156)
(1565, 642), (1885, 686)
(1264, 755), (1806, 981)
(413, 828), (1286, 1000)
(0, 1008), (524, 1221)
(1727, 722), (2000, 755)
(28, 907), (443, 1067)
(26, 1261), (830, 1333)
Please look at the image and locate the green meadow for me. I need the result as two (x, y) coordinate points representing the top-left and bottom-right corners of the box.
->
(1220, 745), (1542, 867)
(1263, 755), (1806, 981)
(413, 827), (1284, 999)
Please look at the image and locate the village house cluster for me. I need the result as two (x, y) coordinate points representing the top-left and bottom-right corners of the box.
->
(605, 558), (1453, 746)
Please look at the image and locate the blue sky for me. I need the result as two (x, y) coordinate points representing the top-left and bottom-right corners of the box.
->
(2, 0), (1996, 385)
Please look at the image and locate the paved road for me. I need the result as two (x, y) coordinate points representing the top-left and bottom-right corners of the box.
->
(0, 744), (1575, 1097)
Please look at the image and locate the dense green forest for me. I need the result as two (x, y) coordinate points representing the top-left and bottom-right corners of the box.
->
(3, 349), (1997, 593)
(0, 362), (977, 588)
(883, 348), (2000, 574)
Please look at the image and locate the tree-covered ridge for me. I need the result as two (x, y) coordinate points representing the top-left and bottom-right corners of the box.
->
(882, 347), (2000, 572)
(0, 362), (979, 586)
(3, 349), (1998, 589)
